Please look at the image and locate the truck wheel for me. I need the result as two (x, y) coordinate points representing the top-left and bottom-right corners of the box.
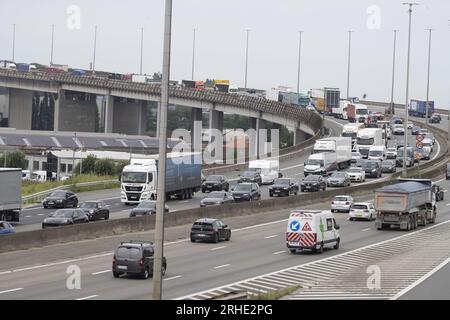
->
(289, 248), (296, 254)
(316, 243), (324, 254)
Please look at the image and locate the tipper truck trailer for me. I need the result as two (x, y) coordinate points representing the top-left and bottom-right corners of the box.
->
(374, 178), (436, 231)
(0, 168), (22, 222)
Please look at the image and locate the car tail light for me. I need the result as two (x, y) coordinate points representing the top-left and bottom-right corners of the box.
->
(112, 255), (116, 264)
(313, 233), (317, 243)
(139, 259), (144, 266)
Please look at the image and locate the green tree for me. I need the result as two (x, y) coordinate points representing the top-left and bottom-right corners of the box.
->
(115, 160), (129, 177)
(93, 158), (115, 176)
(0, 151), (26, 169)
(74, 154), (97, 175)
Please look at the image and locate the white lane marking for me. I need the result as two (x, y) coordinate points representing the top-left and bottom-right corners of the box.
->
(37, 214), (44, 216)
(0, 271), (12, 275)
(164, 275), (182, 281)
(210, 246), (227, 251)
(443, 190), (448, 193)
(214, 264), (230, 269)
(446, 203), (450, 206)
(25, 215), (31, 218)
(264, 235), (278, 239)
(272, 251), (285, 255)
(362, 228), (371, 232)
(76, 295), (98, 300)
(435, 178), (445, 183)
(91, 270), (110, 275)
(0, 288), (23, 295)
(392, 256), (450, 300)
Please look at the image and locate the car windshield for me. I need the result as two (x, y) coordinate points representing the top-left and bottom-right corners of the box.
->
(382, 161), (394, 166)
(342, 132), (357, 139)
(116, 247), (141, 259)
(241, 171), (256, 177)
(305, 159), (323, 166)
(234, 184), (251, 191)
(274, 179), (290, 185)
(348, 168), (361, 173)
(357, 137), (374, 145)
(206, 192), (226, 198)
(352, 204), (368, 210)
(388, 148), (396, 152)
(362, 162), (377, 169)
(50, 191), (67, 197)
(122, 172), (147, 183)
(79, 202), (97, 209)
(304, 175), (320, 182)
(206, 175), (222, 182)
(369, 151), (383, 157)
(335, 196), (349, 202)
(356, 109), (368, 115)
(53, 210), (74, 218)
(352, 152), (360, 156)
(397, 149), (413, 158)
(331, 172), (345, 178)
(137, 201), (156, 209)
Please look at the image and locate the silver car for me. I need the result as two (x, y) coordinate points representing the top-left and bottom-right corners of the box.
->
(331, 195), (354, 213)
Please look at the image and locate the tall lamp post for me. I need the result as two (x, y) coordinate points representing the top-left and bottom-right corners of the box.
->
(153, 0), (173, 300)
(50, 24), (55, 65)
(402, 2), (419, 176)
(389, 30), (399, 115)
(296, 31), (303, 94)
(12, 24), (16, 61)
(140, 27), (144, 75)
(191, 28), (196, 80)
(244, 29), (250, 89)
(92, 25), (98, 73)
(425, 28), (434, 123)
(346, 30), (354, 99)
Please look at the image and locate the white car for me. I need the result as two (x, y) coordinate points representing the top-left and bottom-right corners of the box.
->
(347, 167), (366, 183)
(407, 122), (413, 129)
(393, 124), (405, 135)
(351, 151), (362, 162)
(386, 147), (397, 159)
(422, 138), (433, 153)
(331, 195), (354, 213)
(349, 202), (376, 221)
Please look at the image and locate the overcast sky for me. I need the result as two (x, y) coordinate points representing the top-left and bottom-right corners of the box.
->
(1, 0), (449, 108)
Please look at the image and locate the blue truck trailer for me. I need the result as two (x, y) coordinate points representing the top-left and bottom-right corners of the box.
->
(408, 99), (434, 118)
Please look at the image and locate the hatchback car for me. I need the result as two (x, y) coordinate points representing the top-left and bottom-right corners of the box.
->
(200, 191), (234, 207)
(201, 175), (229, 193)
(392, 124), (405, 135)
(42, 209), (89, 228)
(386, 147), (397, 159)
(78, 201), (110, 221)
(231, 183), (261, 201)
(381, 160), (396, 173)
(327, 172), (351, 188)
(331, 195), (354, 213)
(349, 202), (376, 221)
(238, 170), (262, 185)
(0, 221), (15, 234)
(269, 178), (299, 197)
(42, 190), (78, 209)
(300, 175), (327, 192)
(112, 241), (167, 279)
(130, 200), (169, 217)
(190, 218), (231, 243)
(347, 167), (366, 182)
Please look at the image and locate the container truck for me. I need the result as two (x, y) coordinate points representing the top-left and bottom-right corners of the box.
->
(356, 128), (384, 158)
(374, 178), (436, 231)
(312, 137), (352, 169)
(16, 63), (30, 72)
(324, 88), (340, 115)
(121, 152), (202, 204)
(409, 99), (434, 118)
(0, 168), (22, 222)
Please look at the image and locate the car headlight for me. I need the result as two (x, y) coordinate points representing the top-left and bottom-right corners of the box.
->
(89, 210), (94, 214)
(283, 187), (289, 190)
(57, 200), (63, 203)
(371, 169), (377, 172)
(215, 201), (222, 204)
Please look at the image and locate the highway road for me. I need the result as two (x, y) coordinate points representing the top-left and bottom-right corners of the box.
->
(13, 112), (442, 232)
(0, 175), (449, 300)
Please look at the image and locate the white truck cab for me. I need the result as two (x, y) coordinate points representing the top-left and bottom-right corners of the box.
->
(121, 159), (157, 203)
(248, 159), (280, 184)
(304, 153), (337, 176)
(286, 210), (340, 253)
(368, 146), (386, 162)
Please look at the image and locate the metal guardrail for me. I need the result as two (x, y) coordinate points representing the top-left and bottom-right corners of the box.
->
(22, 179), (119, 203)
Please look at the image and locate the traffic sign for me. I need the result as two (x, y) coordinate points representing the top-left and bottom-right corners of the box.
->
(415, 152), (422, 160)
(416, 134), (424, 142)
(416, 141), (423, 149)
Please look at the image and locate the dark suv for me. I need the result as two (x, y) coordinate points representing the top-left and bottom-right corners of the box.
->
(231, 183), (261, 201)
(269, 178), (299, 197)
(361, 160), (382, 178)
(202, 175), (229, 193)
(238, 170), (262, 185)
(112, 241), (167, 279)
(190, 218), (231, 243)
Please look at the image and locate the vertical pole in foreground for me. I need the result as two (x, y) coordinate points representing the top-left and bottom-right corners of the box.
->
(140, 27), (144, 75)
(346, 31), (353, 99)
(12, 24), (16, 61)
(191, 28), (196, 81)
(296, 31), (303, 94)
(425, 28), (434, 123)
(92, 25), (98, 73)
(50, 24), (55, 65)
(153, 0), (172, 300)
(244, 29), (250, 89)
(390, 30), (398, 115)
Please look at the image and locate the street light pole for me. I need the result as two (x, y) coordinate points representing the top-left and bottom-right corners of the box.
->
(191, 28), (196, 81)
(50, 24), (55, 65)
(244, 29), (250, 89)
(140, 27), (144, 75)
(153, 0), (173, 300)
(297, 31), (303, 94)
(389, 30), (399, 115)
(425, 28), (434, 123)
(12, 24), (16, 61)
(346, 31), (353, 99)
(402, 2), (419, 176)
(92, 25), (98, 73)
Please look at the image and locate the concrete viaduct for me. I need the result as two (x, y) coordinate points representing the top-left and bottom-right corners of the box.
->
(0, 69), (322, 147)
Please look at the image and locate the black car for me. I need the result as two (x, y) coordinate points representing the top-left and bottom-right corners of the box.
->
(411, 126), (421, 135)
(42, 190), (78, 209)
(381, 160), (396, 173)
(201, 175), (229, 193)
(112, 241), (167, 279)
(231, 183), (261, 201)
(42, 209), (89, 228)
(200, 191), (234, 207)
(429, 114), (441, 123)
(326, 172), (351, 187)
(190, 218), (231, 243)
(78, 201), (110, 221)
(361, 160), (382, 178)
(301, 175), (327, 192)
(130, 200), (169, 217)
(269, 178), (299, 197)
(238, 170), (262, 185)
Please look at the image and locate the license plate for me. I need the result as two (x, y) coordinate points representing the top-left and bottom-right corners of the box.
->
(305, 186), (311, 189)
(117, 265), (127, 270)
(274, 190), (280, 193)
(288, 241), (299, 246)
(357, 214), (363, 217)
(207, 186), (212, 188)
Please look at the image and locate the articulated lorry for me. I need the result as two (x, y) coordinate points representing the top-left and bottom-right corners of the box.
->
(374, 178), (436, 231)
(356, 128), (384, 159)
(121, 152), (202, 204)
(0, 168), (22, 222)
(312, 137), (352, 170)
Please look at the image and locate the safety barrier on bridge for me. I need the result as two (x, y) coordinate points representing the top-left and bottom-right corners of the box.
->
(0, 69), (322, 135)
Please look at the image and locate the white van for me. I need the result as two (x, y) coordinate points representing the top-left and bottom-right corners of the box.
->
(248, 159), (280, 184)
(303, 152), (337, 176)
(368, 146), (386, 162)
(286, 210), (340, 253)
